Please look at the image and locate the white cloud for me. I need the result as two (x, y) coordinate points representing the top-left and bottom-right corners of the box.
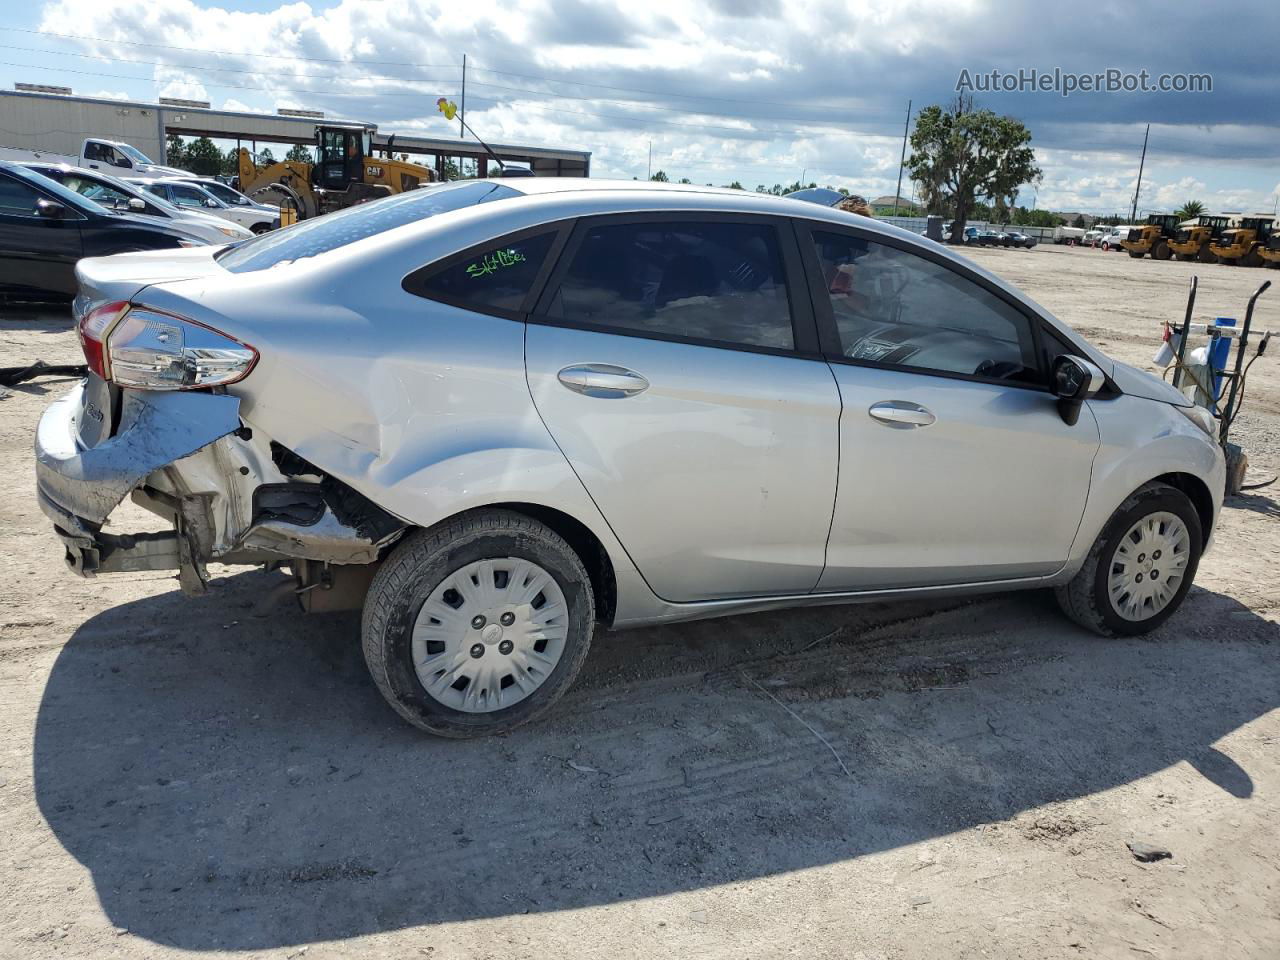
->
(30, 0), (1280, 212)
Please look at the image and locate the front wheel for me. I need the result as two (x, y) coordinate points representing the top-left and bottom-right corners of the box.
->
(1055, 482), (1202, 636)
(362, 510), (596, 737)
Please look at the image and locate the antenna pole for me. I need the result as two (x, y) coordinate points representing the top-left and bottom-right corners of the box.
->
(894, 99), (911, 217)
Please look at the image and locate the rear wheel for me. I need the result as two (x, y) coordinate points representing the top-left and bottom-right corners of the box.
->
(1128, 250), (1144, 259)
(1153, 239), (1172, 260)
(1198, 241), (1218, 263)
(1242, 247), (1264, 268)
(362, 510), (596, 737)
(1055, 482), (1202, 636)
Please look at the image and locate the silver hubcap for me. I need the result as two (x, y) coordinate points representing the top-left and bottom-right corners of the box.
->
(1107, 512), (1191, 621)
(411, 558), (569, 713)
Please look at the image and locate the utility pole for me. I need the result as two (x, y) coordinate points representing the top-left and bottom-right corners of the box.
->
(894, 99), (911, 217)
(1130, 123), (1149, 223)
(460, 54), (467, 139)
(647, 140), (652, 180)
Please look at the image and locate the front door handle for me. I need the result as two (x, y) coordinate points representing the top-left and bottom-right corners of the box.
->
(868, 400), (936, 428)
(557, 363), (650, 399)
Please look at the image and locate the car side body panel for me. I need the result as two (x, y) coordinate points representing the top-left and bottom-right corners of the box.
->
(1063, 394), (1225, 572)
(138, 269), (653, 614)
(37, 182), (1226, 631)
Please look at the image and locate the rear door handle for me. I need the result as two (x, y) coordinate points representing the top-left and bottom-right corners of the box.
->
(557, 364), (650, 399)
(868, 400), (935, 428)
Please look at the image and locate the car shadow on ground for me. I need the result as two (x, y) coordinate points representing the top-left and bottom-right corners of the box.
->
(32, 569), (1279, 950)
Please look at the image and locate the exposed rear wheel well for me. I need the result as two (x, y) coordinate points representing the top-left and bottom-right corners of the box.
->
(1154, 472), (1215, 543)
(489, 503), (618, 627)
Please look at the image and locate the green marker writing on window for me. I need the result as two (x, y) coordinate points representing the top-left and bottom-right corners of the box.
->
(466, 248), (526, 279)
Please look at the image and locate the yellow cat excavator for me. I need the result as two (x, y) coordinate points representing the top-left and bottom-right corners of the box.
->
(237, 122), (436, 222)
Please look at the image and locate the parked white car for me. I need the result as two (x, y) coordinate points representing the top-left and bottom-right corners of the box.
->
(167, 177), (282, 233)
(130, 178), (279, 234)
(0, 137), (187, 180)
(19, 163), (252, 245)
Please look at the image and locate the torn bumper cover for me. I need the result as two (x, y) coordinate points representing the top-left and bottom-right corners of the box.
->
(35, 382), (405, 592)
(35, 381), (241, 579)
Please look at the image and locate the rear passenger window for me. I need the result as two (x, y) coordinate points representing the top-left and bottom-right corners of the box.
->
(542, 220), (795, 350)
(417, 232), (556, 314)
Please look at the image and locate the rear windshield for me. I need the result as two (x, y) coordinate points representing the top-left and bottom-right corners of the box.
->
(217, 181), (522, 273)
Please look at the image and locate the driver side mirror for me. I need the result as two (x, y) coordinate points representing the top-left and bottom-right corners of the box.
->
(114, 155), (133, 169)
(35, 198), (68, 220)
(1052, 354), (1106, 426)
(204, 198), (219, 208)
(127, 197), (146, 212)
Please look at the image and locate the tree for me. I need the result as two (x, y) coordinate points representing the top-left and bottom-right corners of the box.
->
(677, 177), (692, 184)
(166, 134), (185, 166)
(649, 170), (669, 182)
(1011, 206), (1061, 227)
(1176, 199), (1205, 220)
(220, 148), (239, 177)
(175, 136), (223, 176)
(726, 181), (744, 190)
(906, 95), (1041, 243)
(1072, 214), (1087, 228)
(285, 143), (313, 164)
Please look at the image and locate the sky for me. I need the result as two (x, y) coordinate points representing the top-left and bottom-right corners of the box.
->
(2, 0), (1278, 216)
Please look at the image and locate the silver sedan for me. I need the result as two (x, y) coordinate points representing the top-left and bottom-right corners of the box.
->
(34, 179), (1224, 737)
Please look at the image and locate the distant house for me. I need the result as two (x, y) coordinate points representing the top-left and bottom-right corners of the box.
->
(869, 194), (922, 215)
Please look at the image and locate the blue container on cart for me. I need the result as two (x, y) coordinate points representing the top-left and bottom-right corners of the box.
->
(1210, 317), (1235, 405)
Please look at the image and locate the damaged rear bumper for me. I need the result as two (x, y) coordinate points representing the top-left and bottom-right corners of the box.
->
(34, 381), (405, 593)
(35, 381), (242, 582)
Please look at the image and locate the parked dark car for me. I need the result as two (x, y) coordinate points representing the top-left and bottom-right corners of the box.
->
(21, 162), (251, 244)
(977, 230), (1004, 246)
(1005, 231), (1038, 249)
(0, 161), (205, 300)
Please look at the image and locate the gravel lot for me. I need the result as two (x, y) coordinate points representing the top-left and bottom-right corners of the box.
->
(1, 243), (1278, 959)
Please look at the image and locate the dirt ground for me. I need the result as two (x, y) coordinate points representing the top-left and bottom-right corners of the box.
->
(1, 244), (1278, 959)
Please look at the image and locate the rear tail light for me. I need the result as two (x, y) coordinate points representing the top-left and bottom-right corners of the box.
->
(78, 300), (129, 379)
(77, 301), (258, 390)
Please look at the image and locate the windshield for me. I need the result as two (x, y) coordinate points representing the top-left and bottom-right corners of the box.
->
(200, 181), (251, 205)
(115, 143), (153, 164)
(8, 165), (109, 214)
(217, 181), (522, 273)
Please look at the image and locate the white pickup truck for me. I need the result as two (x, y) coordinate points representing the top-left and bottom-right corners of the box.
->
(0, 137), (188, 181)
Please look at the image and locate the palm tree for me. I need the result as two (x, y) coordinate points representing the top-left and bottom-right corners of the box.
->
(1176, 199), (1205, 220)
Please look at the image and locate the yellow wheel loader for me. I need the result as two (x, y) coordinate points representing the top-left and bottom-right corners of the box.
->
(1210, 216), (1276, 267)
(1258, 229), (1280, 269)
(237, 123), (436, 222)
(1121, 213), (1181, 260)
(1168, 215), (1231, 263)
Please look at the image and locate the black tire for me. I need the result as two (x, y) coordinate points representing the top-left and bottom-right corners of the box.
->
(251, 223), (272, 234)
(1153, 240), (1172, 260)
(362, 509), (596, 737)
(1127, 250), (1144, 259)
(1198, 241), (1217, 264)
(1054, 482), (1202, 637)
